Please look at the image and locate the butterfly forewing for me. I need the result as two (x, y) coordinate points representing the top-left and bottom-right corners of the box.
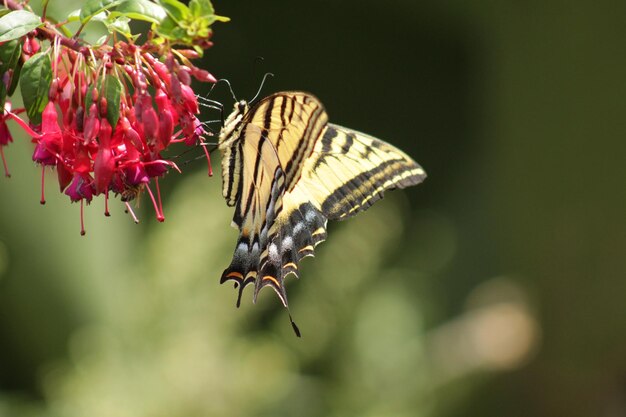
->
(244, 93), (327, 193)
(218, 92), (426, 307)
(303, 124), (425, 220)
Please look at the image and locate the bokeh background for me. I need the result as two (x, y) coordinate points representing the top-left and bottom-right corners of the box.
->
(1, 0), (626, 416)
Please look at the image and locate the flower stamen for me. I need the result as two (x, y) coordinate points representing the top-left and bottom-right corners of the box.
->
(124, 201), (140, 224)
(80, 199), (86, 236)
(145, 183), (164, 222)
(40, 166), (46, 205)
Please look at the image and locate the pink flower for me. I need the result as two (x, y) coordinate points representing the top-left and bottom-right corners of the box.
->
(64, 173), (94, 202)
(0, 119), (13, 177)
(32, 102), (62, 166)
(3, 36), (217, 232)
(93, 119), (114, 194)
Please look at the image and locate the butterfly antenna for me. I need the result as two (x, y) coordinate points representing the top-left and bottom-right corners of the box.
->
(205, 78), (237, 102)
(249, 72), (274, 105)
(219, 79), (238, 102)
(251, 56), (265, 89)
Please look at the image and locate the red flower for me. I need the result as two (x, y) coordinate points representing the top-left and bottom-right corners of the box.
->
(93, 119), (114, 194)
(0, 120), (13, 177)
(32, 101), (62, 166)
(3, 38), (216, 233)
(64, 173), (94, 202)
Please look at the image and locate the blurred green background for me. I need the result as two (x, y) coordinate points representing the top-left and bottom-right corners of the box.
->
(1, 0), (626, 416)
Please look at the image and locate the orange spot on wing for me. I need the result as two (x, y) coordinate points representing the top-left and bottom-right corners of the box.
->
(262, 275), (280, 287)
(298, 245), (314, 254)
(225, 272), (244, 280)
(283, 262), (298, 270)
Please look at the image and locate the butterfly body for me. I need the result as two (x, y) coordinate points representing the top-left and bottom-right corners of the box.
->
(218, 92), (426, 307)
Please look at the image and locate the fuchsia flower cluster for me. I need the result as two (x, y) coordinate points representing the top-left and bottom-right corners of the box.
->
(1, 38), (215, 234)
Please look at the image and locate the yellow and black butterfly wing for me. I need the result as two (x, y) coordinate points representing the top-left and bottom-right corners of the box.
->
(219, 93), (327, 305)
(219, 92), (426, 308)
(243, 92), (327, 192)
(252, 124), (426, 304)
(219, 123), (287, 306)
(300, 123), (425, 220)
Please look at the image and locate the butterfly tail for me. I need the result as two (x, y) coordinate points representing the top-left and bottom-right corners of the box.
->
(253, 202), (328, 306)
(220, 236), (261, 307)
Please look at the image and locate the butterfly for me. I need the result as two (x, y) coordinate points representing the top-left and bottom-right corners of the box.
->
(217, 91), (426, 317)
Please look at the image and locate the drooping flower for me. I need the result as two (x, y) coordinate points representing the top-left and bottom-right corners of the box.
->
(0, 116), (13, 177)
(0, 2), (224, 234)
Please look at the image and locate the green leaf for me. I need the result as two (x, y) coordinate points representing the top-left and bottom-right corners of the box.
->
(189, 0), (212, 18)
(89, 11), (109, 23)
(154, 16), (184, 40)
(79, 0), (123, 23)
(150, 0), (227, 44)
(103, 76), (122, 128)
(19, 52), (52, 125)
(8, 60), (22, 96)
(67, 9), (81, 22)
(105, 15), (132, 38)
(0, 10), (43, 43)
(84, 76), (122, 128)
(0, 39), (24, 97)
(113, 0), (167, 24)
(157, 0), (190, 22)
(212, 14), (230, 23)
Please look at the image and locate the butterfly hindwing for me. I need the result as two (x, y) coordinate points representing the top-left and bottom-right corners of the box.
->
(255, 200), (328, 306)
(220, 123), (286, 305)
(218, 92), (426, 308)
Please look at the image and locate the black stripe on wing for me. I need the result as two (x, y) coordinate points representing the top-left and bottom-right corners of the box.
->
(309, 125), (426, 221)
(320, 158), (424, 220)
(245, 92), (327, 193)
(222, 139), (243, 207)
(221, 166), (286, 307)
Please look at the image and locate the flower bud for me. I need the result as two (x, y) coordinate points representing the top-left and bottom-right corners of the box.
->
(180, 84), (199, 113)
(142, 104), (159, 140)
(176, 49), (200, 59)
(99, 97), (108, 117)
(83, 103), (100, 142)
(191, 68), (217, 83)
(157, 108), (174, 150)
(178, 66), (191, 85)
